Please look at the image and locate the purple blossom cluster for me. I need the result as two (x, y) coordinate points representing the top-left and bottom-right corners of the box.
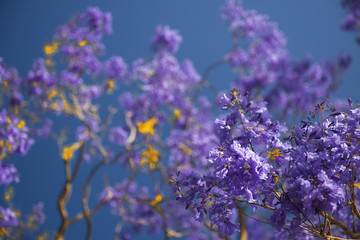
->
(100, 181), (216, 239)
(0, 109), (34, 186)
(173, 91), (360, 239)
(101, 23), (220, 238)
(152, 25), (183, 54)
(341, 0), (360, 31)
(0, 162), (19, 186)
(271, 101), (360, 238)
(0, 200), (46, 237)
(0, 110), (34, 157)
(30, 202), (46, 225)
(0, 207), (18, 229)
(0, 58), (22, 90)
(112, 25), (217, 173)
(222, 0), (350, 117)
(4, 5), (220, 238)
(171, 90), (288, 235)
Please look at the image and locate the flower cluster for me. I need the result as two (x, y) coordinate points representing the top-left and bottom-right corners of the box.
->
(2, 5), (220, 238)
(222, 0), (350, 117)
(171, 90), (288, 235)
(101, 24), (219, 237)
(114, 24), (217, 173)
(341, 0), (360, 31)
(0, 188), (46, 238)
(0, 110), (34, 187)
(152, 25), (183, 54)
(100, 181), (217, 240)
(270, 101), (360, 238)
(173, 91), (360, 239)
(0, 110), (34, 158)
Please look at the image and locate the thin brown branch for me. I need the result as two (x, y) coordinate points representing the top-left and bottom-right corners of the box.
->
(68, 201), (104, 225)
(125, 111), (136, 151)
(204, 220), (229, 240)
(56, 153), (74, 239)
(99, 106), (118, 139)
(350, 166), (360, 220)
(353, 208), (358, 234)
(192, 58), (226, 101)
(321, 212), (328, 238)
(56, 139), (86, 239)
(113, 221), (125, 240)
(327, 216), (332, 236)
(154, 206), (170, 240)
(70, 142), (85, 181)
(237, 207), (248, 240)
(235, 198), (275, 211)
(320, 212), (357, 239)
(81, 150), (126, 239)
(69, 157), (137, 226)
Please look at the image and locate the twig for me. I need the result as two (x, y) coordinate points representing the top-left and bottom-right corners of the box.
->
(71, 142), (85, 181)
(350, 166), (360, 220)
(81, 150), (125, 239)
(125, 111), (136, 150)
(192, 59), (226, 101)
(237, 207), (248, 240)
(56, 142), (85, 239)
(319, 212), (358, 239)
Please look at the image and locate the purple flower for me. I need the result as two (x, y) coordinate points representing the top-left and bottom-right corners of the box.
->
(27, 58), (57, 95)
(181, 59), (201, 84)
(105, 56), (127, 80)
(61, 70), (82, 87)
(10, 91), (23, 106)
(270, 209), (286, 231)
(0, 57), (5, 83)
(32, 202), (46, 225)
(221, 1), (348, 118)
(83, 7), (113, 35)
(341, 0), (360, 32)
(172, 90), (288, 237)
(0, 162), (19, 185)
(338, 52), (352, 69)
(36, 119), (53, 138)
(108, 127), (128, 146)
(76, 126), (90, 141)
(152, 25), (182, 54)
(79, 85), (101, 104)
(0, 207), (18, 228)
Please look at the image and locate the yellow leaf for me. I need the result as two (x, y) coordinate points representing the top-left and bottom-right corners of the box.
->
(173, 109), (181, 119)
(17, 120), (25, 129)
(137, 118), (157, 135)
(180, 145), (192, 155)
(48, 90), (57, 100)
(0, 227), (8, 236)
(149, 194), (162, 206)
(44, 42), (58, 55)
(167, 230), (182, 237)
(62, 142), (81, 161)
(267, 149), (284, 160)
(45, 59), (53, 66)
(78, 40), (87, 47)
(141, 144), (160, 169)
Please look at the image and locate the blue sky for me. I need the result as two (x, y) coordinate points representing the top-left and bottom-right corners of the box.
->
(0, 1), (358, 239)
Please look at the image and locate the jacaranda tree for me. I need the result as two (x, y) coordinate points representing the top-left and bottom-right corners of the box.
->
(0, 0), (359, 239)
